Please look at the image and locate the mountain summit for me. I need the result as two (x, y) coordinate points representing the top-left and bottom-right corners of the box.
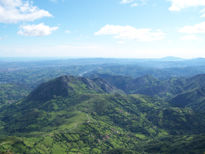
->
(26, 75), (120, 102)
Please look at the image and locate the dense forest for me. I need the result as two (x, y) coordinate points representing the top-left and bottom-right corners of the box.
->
(0, 58), (205, 153)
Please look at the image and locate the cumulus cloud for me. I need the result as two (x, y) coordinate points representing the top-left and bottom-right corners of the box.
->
(95, 25), (165, 42)
(0, 0), (52, 23)
(179, 22), (205, 40)
(18, 23), (58, 36)
(168, 0), (205, 12)
(179, 22), (205, 34)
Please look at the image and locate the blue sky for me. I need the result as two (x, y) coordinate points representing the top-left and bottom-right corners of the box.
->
(1, 0), (205, 58)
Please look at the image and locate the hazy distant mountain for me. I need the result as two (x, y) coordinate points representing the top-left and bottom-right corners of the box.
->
(158, 56), (185, 61)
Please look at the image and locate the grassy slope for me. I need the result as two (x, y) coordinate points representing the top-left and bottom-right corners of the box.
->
(0, 93), (205, 153)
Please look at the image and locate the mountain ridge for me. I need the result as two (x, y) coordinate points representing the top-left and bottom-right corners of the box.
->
(26, 75), (121, 102)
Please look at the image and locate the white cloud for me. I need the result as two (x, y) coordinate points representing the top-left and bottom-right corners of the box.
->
(0, 0), (52, 23)
(120, 0), (146, 7)
(95, 25), (165, 42)
(180, 35), (198, 40)
(179, 22), (205, 34)
(168, 0), (205, 11)
(18, 23), (58, 36)
(120, 0), (134, 4)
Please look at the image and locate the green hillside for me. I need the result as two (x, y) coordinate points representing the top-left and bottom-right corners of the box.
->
(85, 73), (186, 98)
(0, 75), (205, 153)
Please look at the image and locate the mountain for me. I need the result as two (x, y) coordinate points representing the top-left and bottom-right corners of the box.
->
(84, 73), (135, 92)
(90, 73), (205, 113)
(85, 73), (187, 98)
(171, 87), (205, 112)
(170, 74), (205, 112)
(0, 75), (205, 153)
(159, 56), (184, 61)
(85, 73), (205, 113)
(185, 74), (205, 90)
(3, 58), (205, 108)
(26, 75), (121, 102)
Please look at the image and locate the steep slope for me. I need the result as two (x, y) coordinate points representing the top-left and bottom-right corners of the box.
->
(184, 74), (205, 90)
(170, 74), (205, 112)
(26, 75), (121, 102)
(85, 73), (186, 98)
(85, 73), (205, 113)
(171, 87), (205, 112)
(85, 73), (135, 92)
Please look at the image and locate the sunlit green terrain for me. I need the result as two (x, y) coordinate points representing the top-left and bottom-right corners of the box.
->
(0, 59), (205, 153)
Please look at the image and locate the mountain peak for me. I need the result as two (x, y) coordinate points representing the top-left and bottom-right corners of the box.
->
(26, 75), (119, 102)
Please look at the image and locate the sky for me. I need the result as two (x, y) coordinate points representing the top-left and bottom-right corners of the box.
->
(0, 0), (205, 58)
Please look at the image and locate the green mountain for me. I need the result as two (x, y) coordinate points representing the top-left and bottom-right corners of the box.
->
(0, 75), (205, 153)
(26, 75), (121, 102)
(184, 74), (205, 90)
(87, 73), (205, 114)
(86, 73), (205, 113)
(85, 73), (186, 98)
(171, 87), (205, 112)
(170, 74), (205, 112)
(3, 58), (205, 107)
